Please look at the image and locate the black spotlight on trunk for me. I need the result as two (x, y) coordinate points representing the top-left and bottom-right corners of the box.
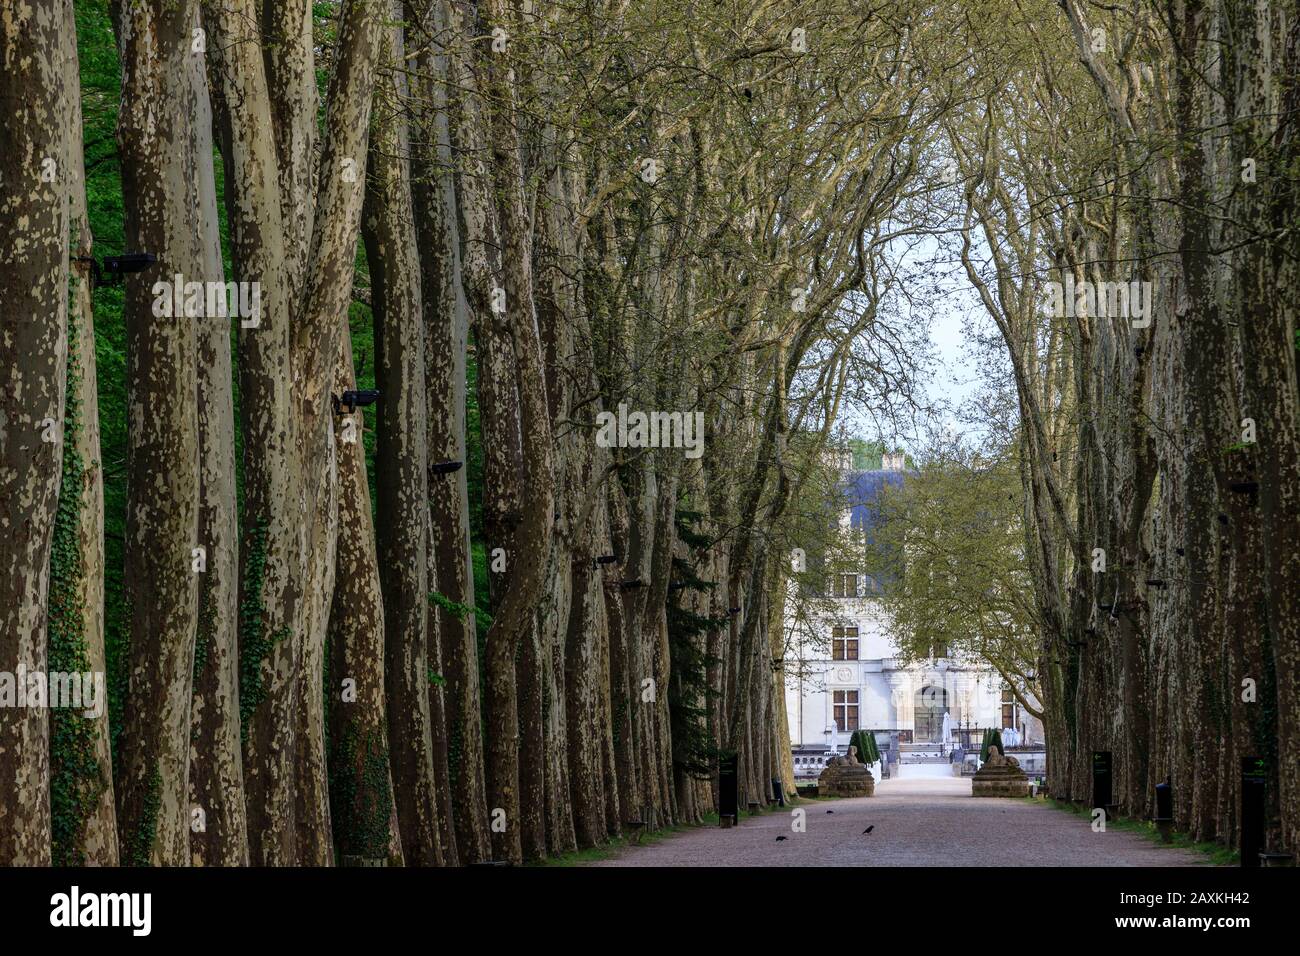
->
(430, 459), (464, 475)
(332, 389), (380, 415)
(73, 251), (157, 290)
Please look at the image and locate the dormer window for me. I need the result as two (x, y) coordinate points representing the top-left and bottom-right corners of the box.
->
(832, 573), (858, 598)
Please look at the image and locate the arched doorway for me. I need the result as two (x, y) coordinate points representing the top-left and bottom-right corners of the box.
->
(914, 685), (948, 742)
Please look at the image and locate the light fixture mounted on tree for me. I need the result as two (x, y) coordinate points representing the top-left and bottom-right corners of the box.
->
(72, 251), (157, 290)
(593, 554), (619, 569)
(332, 389), (380, 415)
(430, 459), (463, 475)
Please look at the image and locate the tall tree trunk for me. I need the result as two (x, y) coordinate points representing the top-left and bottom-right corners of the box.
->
(203, 0), (301, 865)
(328, 328), (404, 867)
(450, 0), (557, 863)
(411, 0), (491, 865)
(517, 614), (549, 859)
(48, 6), (119, 864)
(0, 0), (74, 868)
(187, 12), (249, 865)
(114, 0), (207, 867)
(366, 4), (442, 864)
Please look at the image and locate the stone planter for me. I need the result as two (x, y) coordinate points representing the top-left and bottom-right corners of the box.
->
(817, 763), (875, 797)
(971, 746), (1030, 797)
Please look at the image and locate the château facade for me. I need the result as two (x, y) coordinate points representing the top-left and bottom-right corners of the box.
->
(783, 453), (1044, 764)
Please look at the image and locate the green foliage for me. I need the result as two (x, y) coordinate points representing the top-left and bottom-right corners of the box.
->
(328, 726), (393, 862)
(193, 572), (214, 682)
(848, 729), (880, 765)
(48, 301), (108, 866)
(471, 541), (492, 717)
(428, 590), (476, 622)
(465, 348), (484, 539)
(865, 449), (1041, 709)
(980, 727), (1004, 762)
(666, 510), (725, 778)
(237, 521), (290, 742)
(125, 763), (163, 867)
(849, 438), (884, 470)
(447, 714), (465, 792)
(76, 0), (130, 771)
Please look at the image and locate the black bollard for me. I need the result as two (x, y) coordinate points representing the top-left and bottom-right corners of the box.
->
(719, 752), (738, 827)
(1092, 751), (1113, 812)
(1241, 757), (1266, 868)
(1154, 776), (1173, 843)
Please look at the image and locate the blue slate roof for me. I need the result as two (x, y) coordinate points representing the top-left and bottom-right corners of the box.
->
(837, 469), (908, 593)
(843, 469), (907, 535)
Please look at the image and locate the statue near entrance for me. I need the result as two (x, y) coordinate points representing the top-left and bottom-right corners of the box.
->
(985, 745), (1018, 768)
(972, 745), (1029, 797)
(818, 745), (874, 797)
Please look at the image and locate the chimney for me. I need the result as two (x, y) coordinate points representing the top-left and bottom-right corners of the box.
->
(823, 446), (854, 473)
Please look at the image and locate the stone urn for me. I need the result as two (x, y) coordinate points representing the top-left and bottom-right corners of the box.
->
(972, 745), (1030, 797)
(817, 745), (876, 797)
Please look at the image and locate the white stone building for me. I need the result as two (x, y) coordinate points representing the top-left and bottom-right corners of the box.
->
(784, 454), (1044, 774)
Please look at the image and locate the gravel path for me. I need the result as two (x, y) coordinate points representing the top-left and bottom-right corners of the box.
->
(589, 776), (1209, 866)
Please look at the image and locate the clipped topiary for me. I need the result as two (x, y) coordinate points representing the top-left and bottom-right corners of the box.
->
(849, 729), (880, 765)
(980, 728), (1005, 763)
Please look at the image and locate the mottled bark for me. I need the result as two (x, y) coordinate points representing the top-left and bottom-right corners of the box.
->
(202, 0), (300, 865)
(286, 0), (377, 864)
(365, 4), (441, 865)
(517, 614), (548, 860)
(450, 0), (556, 863)
(47, 4), (118, 864)
(0, 0), (74, 868)
(328, 328), (403, 867)
(114, 0), (207, 866)
(188, 17), (248, 864)
(261, 0), (317, 292)
(410, 0), (490, 865)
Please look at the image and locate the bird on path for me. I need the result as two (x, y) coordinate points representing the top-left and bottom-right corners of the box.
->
(775, 836), (787, 842)
(825, 810), (834, 814)
(862, 826), (874, 834)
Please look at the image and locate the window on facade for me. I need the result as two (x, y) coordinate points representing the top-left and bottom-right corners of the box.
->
(832, 573), (858, 598)
(832, 626), (859, 661)
(833, 690), (860, 731)
(1001, 686), (1015, 729)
